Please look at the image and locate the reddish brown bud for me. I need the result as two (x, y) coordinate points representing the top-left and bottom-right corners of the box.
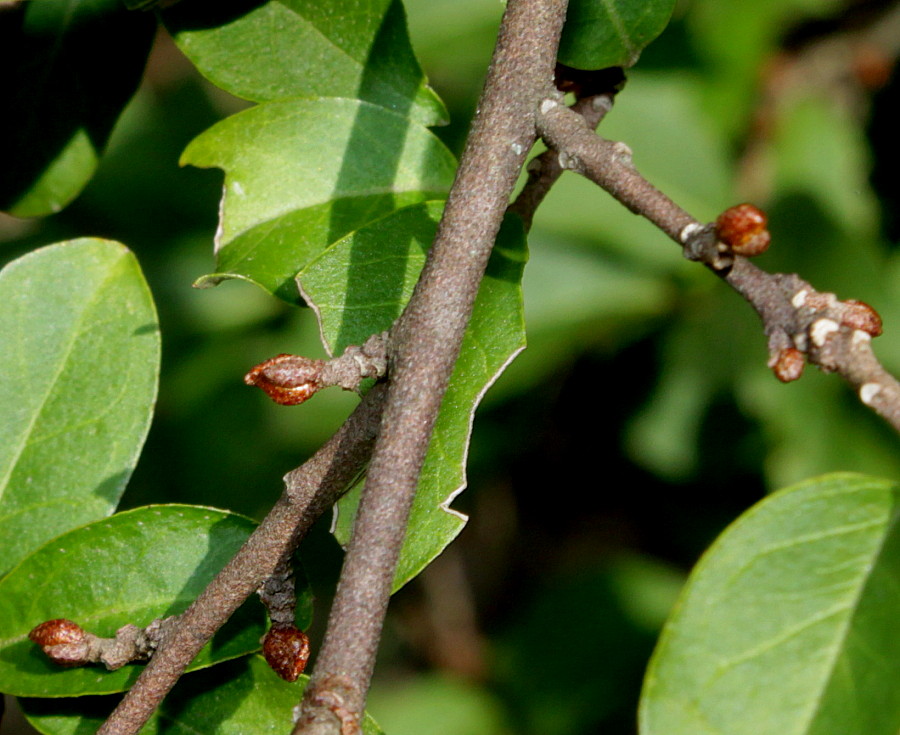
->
(29, 619), (85, 647)
(841, 299), (882, 337)
(262, 625), (310, 682)
(770, 347), (805, 383)
(715, 203), (771, 257)
(244, 354), (324, 406)
(29, 619), (89, 667)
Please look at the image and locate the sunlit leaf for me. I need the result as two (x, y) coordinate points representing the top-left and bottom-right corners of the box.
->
(0, 0), (154, 216)
(20, 656), (383, 735)
(0, 505), (293, 697)
(640, 473), (900, 735)
(164, 0), (446, 127)
(558, 0), (677, 70)
(183, 98), (455, 302)
(317, 211), (528, 590)
(0, 239), (159, 577)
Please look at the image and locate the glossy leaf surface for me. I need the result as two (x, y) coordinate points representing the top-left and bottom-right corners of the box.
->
(640, 473), (900, 735)
(164, 0), (446, 127)
(0, 506), (278, 697)
(0, 0), (154, 216)
(0, 239), (159, 577)
(319, 212), (528, 590)
(20, 656), (383, 734)
(559, 0), (677, 70)
(183, 98), (456, 302)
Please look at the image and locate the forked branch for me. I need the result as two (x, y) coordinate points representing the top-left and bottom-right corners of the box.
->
(291, 0), (569, 732)
(535, 100), (900, 434)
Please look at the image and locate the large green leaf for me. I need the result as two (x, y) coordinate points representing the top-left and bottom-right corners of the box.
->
(316, 210), (528, 590)
(558, 0), (677, 70)
(640, 473), (900, 735)
(0, 0), (155, 216)
(0, 505), (289, 697)
(164, 0), (446, 127)
(20, 656), (383, 735)
(183, 98), (456, 302)
(0, 239), (160, 577)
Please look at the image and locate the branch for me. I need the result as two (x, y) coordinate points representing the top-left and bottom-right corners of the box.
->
(535, 100), (900, 433)
(291, 0), (569, 732)
(96, 384), (387, 735)
(508, 65), (625, 230)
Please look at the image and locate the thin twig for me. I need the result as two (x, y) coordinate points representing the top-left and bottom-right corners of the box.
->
(96, 384), (388, 735)
(536, 100), (900, 434)
(509, 92), (614, 230)
(291, 1), (569, 732)
(509, 65), (625, 230)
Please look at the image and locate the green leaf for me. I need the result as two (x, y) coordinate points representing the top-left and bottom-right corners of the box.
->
(368, 672), (506, 735)
(20, 656), (384, 734)
(321, 212), (528, 590)
(182, 98), (456, 302)
(163, 0), (447, 127)
(0, 505), (284, 697)
(298, 201), (445, 354)
(640, 473), (900, 735)
(0, 239), (160, 577)
(0, 0), (155, 216)
(559, 0), (677, 70)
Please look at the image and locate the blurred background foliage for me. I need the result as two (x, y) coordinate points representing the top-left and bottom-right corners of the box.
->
(3, 0), (900, 732)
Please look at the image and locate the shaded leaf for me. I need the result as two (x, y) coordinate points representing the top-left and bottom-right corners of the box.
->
(558, 0), (676, 70)
(183, 98), (456, 302)
(298, 200), (445, 354)
(0, 0), (155, 216)
(640, 473), (900, 735)
(164, 0), (446, 127)
(20, 656), (382, 734)
(0, 239), (160, 577)
(319, 212), (528, 589)
(0, 505), (286, 697)
(368, 672), (506, 735)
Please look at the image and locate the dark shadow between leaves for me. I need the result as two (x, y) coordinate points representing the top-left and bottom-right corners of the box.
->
(0, 1), (155, 213)
(161, 0), (269, 34)
(92, 470), (137, 507)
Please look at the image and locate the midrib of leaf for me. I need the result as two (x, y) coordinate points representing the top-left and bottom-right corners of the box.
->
(0, 255), (125, 505)
(796, 495), (900, 734)
(599, 0), (638, 60)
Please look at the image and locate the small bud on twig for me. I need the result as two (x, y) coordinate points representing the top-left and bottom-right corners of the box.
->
(244, 354), (325, 406)
(715, 203), (771, 257)
(29, 619), (89, 667)
(29, 616), (177, 670)
(841, 299), (882, 337)
(262, 624), (310, 682)
(770, 347), (805, 383)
